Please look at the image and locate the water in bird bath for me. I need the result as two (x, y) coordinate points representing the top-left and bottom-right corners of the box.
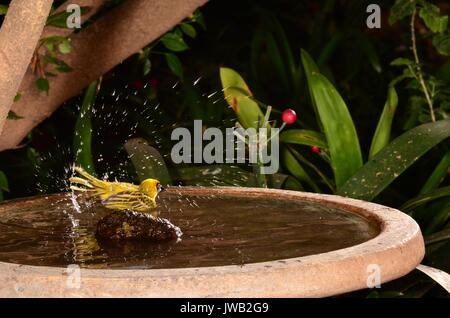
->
(0, 190), (379, 269)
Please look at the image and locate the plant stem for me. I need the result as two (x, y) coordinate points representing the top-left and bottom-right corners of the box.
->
(411, 8), (436, 122)
(253, 161), (267, 188)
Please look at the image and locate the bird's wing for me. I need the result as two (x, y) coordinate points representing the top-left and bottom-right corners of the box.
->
(101, 191), (150, 211)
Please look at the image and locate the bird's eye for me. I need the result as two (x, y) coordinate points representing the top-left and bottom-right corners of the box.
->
(157, 182), (162, 192)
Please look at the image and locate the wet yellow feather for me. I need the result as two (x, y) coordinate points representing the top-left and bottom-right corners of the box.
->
(69, 166), (161, 213)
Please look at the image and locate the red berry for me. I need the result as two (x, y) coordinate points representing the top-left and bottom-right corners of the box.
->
(132, 79), (143, 90)
(281, 108), (297, 125)
(311, 146), (321, 154)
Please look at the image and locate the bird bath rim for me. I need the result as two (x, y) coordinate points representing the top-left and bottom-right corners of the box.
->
(0, 187), (424, 297)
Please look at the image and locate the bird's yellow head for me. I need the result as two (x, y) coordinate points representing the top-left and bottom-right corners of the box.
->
(138, 178), (162, 200)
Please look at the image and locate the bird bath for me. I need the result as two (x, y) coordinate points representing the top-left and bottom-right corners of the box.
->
(0, 187), (424, 297)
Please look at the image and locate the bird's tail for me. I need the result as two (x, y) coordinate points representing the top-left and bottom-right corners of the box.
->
(69, 166), (107, 193)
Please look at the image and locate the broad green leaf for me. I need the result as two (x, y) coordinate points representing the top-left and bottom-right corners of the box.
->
(420, 150), (450, 194)
(124, 138), (172, 186)
(369, 85), (399, 158)
(302, 49), (323, 131)
(220, 67), (264, 129)
(419, 3), (448, 33)
(165, 53), (183, 80)
(338, 120), (450, 201)
(180, 23), (196, 38)
(0, 5), (7, 15)
(36, 78), (49, 93)
(280, 129), (327, 149)
(282, 148), (320, 192)
(161, 33), (188, 52)
(0, 171), (9, 192)
(432, 34), (450, 56)
(73, 81), (98, 175)
(301, 49), (363, 189)
(389, 0), (416, 25)
(401, 186), (450, 212)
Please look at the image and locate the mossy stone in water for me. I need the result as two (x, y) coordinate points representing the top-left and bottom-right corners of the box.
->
(96, 210), (182, 242)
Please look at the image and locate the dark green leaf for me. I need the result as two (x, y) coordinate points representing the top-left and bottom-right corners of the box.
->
(0, 171), (9, 192)
(165, 53), (183, 80)
(7, 111), (23, 120)
(124, 138), (172, 186)
(283, 176), (304, 191)
(420, 151), (450, 194)
(301, 49), (363, 189)
(161, 33), (189, 52)
(432, 34), (450, 56)
(369, 85), (399, 158)
(419, 3), (448, 33)
(390, 57), (414, 67)
(36, 78), (49, 93)
(425, 228), (450, 245)
(43, 55), (73, 73)
(389, 0), (416, 25)
(193, 10), (206, 30)
(338, 120), (450, 201)
(424, 197), (450, 234)
(265, 32), (290, 90)
(180, 23), (196, 38)
(282, 148), (320, 192)
(360, 36), (382, 73)
(0, 5), (7, 15)
(401, 186), (450, 212)
(73, 81), (98, 175)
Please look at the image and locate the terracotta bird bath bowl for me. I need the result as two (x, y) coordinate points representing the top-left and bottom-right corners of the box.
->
(0, 187), (424, 297)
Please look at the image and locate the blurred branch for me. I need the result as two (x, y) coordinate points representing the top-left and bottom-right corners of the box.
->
(0, 0), (208, 151)
(0, 0), (53, 133)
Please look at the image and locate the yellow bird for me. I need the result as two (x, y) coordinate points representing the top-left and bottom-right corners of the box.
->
(69, 166), (162, 213)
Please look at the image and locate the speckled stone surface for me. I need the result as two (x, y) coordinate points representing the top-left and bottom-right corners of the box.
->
(0, 187), (424, 297)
